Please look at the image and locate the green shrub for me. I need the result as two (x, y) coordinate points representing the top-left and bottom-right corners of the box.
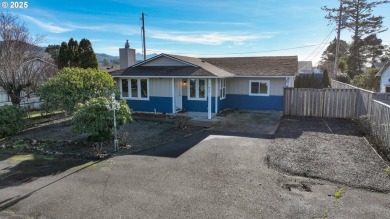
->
(38, 67), (116, 113)
(336, 73), (351, 84)
(0, 105), (27, 138)
(72, 97), (132, 142)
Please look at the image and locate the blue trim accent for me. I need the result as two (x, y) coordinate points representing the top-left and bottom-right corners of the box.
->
(225, 94), (283, 111)
(126, 96), (172, 113)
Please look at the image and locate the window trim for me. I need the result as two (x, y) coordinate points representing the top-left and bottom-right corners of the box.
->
(120, 78), (149, 100)
(220, 78), (226, 100)
(249, 80), (270, 96)
(187, 79), (207, 100)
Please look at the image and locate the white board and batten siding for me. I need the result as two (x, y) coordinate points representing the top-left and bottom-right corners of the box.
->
(226, 77), (286, 96)
(149, 78), (172, 97)
(142, 56), (188, 67)
(379, 66), (390, 93)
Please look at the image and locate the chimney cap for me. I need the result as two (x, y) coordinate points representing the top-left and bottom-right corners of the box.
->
(125, 40), (130, 48)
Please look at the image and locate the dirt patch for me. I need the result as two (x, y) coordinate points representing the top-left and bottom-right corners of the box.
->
(1, 119), (203, 158)
(268, 116), (390, 192)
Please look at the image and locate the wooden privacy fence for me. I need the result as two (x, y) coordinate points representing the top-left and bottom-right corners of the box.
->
(369, 100), (390, 151)
(283, 88), (361, 118)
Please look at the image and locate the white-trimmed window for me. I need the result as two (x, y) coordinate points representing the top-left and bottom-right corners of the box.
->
(188, 79), (207, 100)
(121, 78), (149, 100)
(220, 78), (226, 100)
(249, 80), (270, 96)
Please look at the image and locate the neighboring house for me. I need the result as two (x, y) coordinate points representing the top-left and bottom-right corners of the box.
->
(376, 61), (390, 93)
(0, 87), (41, 108)
(111, 42), (297, 119)
(298, 61), (313, 74)
(0, 87), (11, 106)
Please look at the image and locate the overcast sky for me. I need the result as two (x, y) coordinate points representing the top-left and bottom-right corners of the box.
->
(9, 0), (390, 65)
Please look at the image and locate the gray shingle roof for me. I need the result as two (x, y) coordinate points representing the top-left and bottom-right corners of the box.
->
(116, 54), (298, 77)
(202, 56), (298, 76)
(376, 61), (390, 77)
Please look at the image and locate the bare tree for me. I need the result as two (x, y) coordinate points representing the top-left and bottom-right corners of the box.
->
(0, 12), (57, 105)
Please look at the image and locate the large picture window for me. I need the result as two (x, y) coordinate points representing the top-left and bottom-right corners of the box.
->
(249, 80), (270, 96)
(121, 78), (149, 100)
(220, 78), (226, 100)
(188, 79), (207, 100)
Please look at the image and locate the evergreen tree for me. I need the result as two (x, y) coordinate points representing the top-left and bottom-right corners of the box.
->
(45, 44), (60, 66)
(78, 38), (98, 69)
(338, 57), (348, 73)
(364, 34), (385, 67)
(67, 38), (79, 67)
(322, 69), (330, 88)
(322, 0), (389, 78)
(58, 42), (69, 69)
(102, 58), (110, 66)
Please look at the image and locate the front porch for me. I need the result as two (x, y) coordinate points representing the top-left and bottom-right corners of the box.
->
(171, 78), (224, 120)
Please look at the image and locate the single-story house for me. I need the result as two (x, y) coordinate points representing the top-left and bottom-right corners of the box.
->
(111, 43), (297, 119)
(376, 61), (390, 93)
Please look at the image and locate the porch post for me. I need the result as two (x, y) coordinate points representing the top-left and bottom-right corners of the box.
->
(208, 79), (212, 119)
(171, 78), (175, 114)
(215, 78), (218, 113)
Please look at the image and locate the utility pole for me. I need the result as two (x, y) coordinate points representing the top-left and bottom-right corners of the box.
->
(141, 12), (146, 61)
(333, 1), (343, 78)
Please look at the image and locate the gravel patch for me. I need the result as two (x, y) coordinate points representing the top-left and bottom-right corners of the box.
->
(268, 116), (390, 192)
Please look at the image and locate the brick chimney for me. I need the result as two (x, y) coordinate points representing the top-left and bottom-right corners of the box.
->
(119, 40), (136, 69)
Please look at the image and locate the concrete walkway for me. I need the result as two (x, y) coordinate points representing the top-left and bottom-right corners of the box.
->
(210, 110), (282, 135)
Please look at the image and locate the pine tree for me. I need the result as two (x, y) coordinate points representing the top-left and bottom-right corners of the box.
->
(78, 38), (98, 69)
(322, 0), (389, 78)
(364, 34), (385, 67)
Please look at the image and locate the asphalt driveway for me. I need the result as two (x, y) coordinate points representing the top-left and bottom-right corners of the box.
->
(1, 130), (389, 218)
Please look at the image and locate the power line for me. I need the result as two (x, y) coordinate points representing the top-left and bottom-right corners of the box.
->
(146, 43), (333, 56)
(301, 26), (335, 61)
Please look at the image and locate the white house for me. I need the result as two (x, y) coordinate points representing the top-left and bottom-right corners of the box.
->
(376, 61), (390, 93)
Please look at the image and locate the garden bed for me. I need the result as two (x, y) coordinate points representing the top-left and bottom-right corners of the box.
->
(1, 119), (203, 159)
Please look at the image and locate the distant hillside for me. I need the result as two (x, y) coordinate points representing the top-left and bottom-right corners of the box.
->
(96, 53), (158, 63)
(136, 53), (158, 61)
(95, 53), (119, 63)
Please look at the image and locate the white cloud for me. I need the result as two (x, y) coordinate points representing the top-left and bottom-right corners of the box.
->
(22, 15), (72, 33)
(150, 31), (269, 45)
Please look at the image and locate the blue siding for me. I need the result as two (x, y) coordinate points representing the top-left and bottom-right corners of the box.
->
(126, 96), (172, 113)
(225, 94), (283, 111)
(127, 94), (283, 114)
(218, 98), (227, 112)
(182, 96), (208, 112)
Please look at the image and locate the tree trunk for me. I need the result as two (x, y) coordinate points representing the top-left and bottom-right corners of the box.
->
(9, 92), (21, 106)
